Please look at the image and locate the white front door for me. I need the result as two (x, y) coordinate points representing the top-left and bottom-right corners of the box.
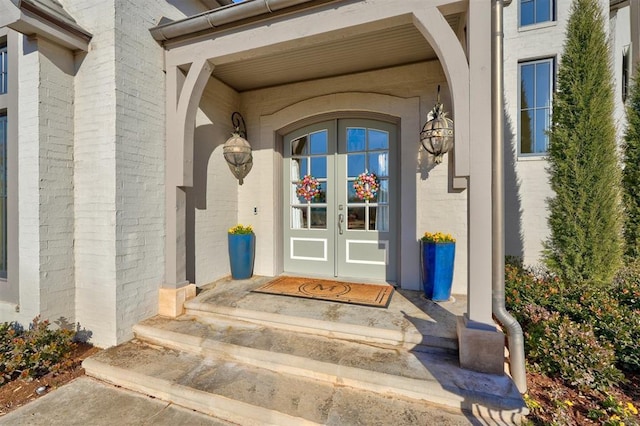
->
(283, 118), (397, 282)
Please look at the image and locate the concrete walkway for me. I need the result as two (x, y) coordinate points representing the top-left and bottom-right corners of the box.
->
(0, 377), (481, 425)
(0, 377), (234, 426)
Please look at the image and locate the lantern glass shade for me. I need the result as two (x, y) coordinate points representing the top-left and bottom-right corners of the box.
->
(223, 132), (253, 185)
(420, 103), (454, 164)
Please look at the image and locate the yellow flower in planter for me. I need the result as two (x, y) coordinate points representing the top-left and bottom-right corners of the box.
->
(228, 224), (254, 235)
(421, 231), (456, 243)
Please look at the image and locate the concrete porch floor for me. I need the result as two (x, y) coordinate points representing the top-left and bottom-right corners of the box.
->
(187, 275), (467, 352)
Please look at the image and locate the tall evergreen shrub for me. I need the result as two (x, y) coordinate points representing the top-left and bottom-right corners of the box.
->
(544, 0), (623, 284)
(623, 76), (640, 259)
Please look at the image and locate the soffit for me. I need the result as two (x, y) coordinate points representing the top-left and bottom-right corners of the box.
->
(213, 14), (462, 92)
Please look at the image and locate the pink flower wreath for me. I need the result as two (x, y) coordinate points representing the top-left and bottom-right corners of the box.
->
(296, 174), (321, 201)
(353, 171), (379, 201)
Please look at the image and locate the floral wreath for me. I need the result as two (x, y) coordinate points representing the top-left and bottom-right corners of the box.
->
(296, 174), (321, 201)
(353, 171), (379, 201)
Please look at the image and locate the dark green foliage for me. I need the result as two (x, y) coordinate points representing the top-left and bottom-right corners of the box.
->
(0, 316), (75, 385)
(519, 304), (623, 391)
(505, 258), (640, 380)
(544, 0), (623, 284)
(623, 75), (640, 259)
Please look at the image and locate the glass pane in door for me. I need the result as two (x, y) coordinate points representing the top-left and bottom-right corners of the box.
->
(345, 127), (389, 231)
(290, 130), (328, 230)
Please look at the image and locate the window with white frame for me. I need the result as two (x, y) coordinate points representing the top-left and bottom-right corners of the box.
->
(0, 113), (6, 278)
(0, 44), (6, 94)
(520, 0), (554, 27)
(519, 58), (554, 155)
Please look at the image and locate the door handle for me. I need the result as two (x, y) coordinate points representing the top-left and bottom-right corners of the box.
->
(338, 213), (344, 235)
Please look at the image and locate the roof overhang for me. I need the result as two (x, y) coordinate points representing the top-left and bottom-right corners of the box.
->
(151, 0), (466, 92)
(150, 0), (336, 43)
(0, 0), (92, 51)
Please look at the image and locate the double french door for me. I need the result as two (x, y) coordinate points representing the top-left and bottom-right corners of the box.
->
(283, 118), (397, 282)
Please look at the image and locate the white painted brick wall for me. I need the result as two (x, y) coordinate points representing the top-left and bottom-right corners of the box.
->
(65, 0), (119, 347)
(16, 35), (41, 324)
(37, 39), (76, 324)
(113, 0), (171, 344)
(192, 79), (240, 285)
(62, 0), (192, 347)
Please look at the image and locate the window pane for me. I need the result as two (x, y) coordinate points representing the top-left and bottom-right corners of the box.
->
(536, 0), (551, 23)
(291, 159), (302, 180)
(346, 128), (366, 152)
(309, 131), (327, 154)
(347, 180), (365, 203)
(534, 109), (549, 153)
(520, 109), (534, 154)
(520, 0), (553, 26)
(291, 158), (308, 180)
(368, 152), (388, 177)
(291, 206), (306, 229)
(347, 154), (365, 177)
(0, 45), (7, 95)
(310, 157), (327, 179)
(378, 179), (389, 203)
(369, 207), (389, 232)
(291, 136), (307, 156)
(347, 207), (366, 230)
(520, 0), (534, 26)
(310, 182), (326, 204)
(521, 64), (535, 110)
(535, 61), (551, 108)
(368, 129), (389, 150)
(310, 207), (326, 229)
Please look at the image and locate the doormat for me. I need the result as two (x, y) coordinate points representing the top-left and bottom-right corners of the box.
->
(252, 276), (394, 308)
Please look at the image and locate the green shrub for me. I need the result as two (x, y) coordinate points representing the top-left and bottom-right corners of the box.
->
(0, 316), (75, 385)
(520, 304), (624, 391)
(544, 0), (623, 285)
(623, 74), (640, 260)
(506, 258), (640, 374)
(505, 259), (563, 316)
(614, 261), (640, 311)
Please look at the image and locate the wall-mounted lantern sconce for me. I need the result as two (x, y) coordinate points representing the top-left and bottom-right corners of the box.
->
(420, 85), (454, 164)
(223, 112), (253, 185)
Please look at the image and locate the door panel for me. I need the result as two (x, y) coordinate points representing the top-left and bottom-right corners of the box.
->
(336, 119), (396, 281)
(283, 119), (396, 282)
(283, 121), (336, 276)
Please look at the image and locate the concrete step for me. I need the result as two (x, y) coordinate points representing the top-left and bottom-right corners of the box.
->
(184, 277), (461, 351)
(131, 315), (526, 418)
(83, 340), (485, 426)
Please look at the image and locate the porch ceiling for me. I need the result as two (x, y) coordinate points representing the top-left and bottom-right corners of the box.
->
(213, 15), (463, 92)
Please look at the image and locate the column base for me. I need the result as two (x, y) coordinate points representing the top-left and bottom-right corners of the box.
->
(159, 284), (197, 317)
(457, 316), (505, 375)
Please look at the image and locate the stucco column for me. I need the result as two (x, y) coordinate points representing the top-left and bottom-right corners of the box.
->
(465, 0), (495, 329)
(455, 0), (506, 376)
(160, 60), (213, 316)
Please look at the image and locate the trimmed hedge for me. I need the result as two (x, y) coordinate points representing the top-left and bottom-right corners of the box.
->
(506, 258), (640, 389)
(0, 316), (75, 385)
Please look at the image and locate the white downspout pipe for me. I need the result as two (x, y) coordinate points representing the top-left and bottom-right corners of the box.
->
(492, 0), (527, 394)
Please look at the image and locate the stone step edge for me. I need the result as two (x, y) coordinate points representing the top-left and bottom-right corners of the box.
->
(185, 300), (458, 351)
(133, 322), (527, 417)
(82, 357), (320, 426)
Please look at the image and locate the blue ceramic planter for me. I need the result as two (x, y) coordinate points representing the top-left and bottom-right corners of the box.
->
(228, 233), (255, 280)
(420, 241), (455, 301)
